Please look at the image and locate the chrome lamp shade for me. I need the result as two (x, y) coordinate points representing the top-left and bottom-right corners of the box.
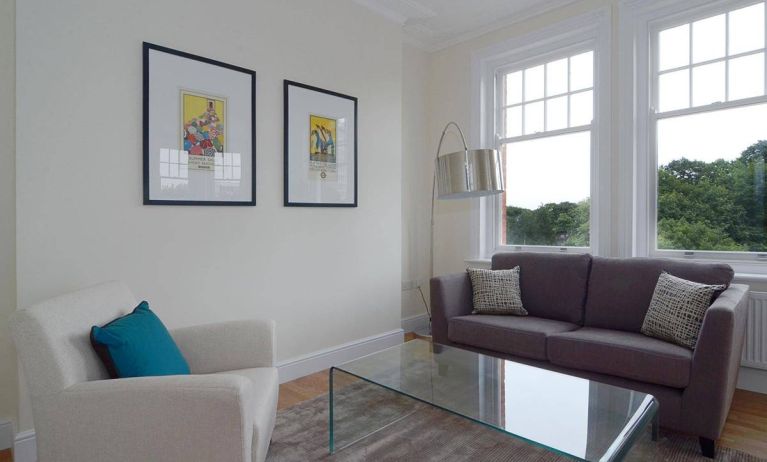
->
(436, 148), (504, 199)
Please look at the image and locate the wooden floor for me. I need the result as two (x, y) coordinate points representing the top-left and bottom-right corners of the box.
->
(0, 449), (10, 462)
(279, 334), (767, 459)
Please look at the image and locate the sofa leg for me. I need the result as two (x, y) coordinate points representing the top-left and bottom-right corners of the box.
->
(699, 437), (716, 459)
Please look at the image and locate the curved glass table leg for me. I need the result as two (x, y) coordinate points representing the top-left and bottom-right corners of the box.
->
(329, 367), (420, 454)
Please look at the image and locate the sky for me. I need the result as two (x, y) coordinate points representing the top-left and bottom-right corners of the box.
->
(504, 104), (767, 210)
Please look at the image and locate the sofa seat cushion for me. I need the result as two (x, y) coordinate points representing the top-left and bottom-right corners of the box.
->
(548, 327), (693, 388)
(448, 315), (580, 360)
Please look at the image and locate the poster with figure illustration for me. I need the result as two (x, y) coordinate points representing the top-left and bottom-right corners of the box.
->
(309, 114), (337, 179)
(284, 80), (357, 207)
(181, 91), (227, 171)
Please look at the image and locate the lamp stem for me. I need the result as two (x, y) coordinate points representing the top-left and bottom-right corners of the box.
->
(421, 122), (469, 334)
(431, 122), (469, 284)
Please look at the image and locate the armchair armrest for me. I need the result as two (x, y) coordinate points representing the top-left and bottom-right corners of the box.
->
(171, 319), (275, 374)
(430, 273), (473, 344)
(682, 283), (749, 439)
(47, 374), (255, 462)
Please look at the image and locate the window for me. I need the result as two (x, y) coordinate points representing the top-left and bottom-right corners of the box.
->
(651, 1), (767, 256)
(497, 50), (594, 248)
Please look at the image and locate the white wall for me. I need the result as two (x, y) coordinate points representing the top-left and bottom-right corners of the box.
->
(401, 44), (431, 321)
(16, 0), (403, 431)
(0, 0), (18, 432)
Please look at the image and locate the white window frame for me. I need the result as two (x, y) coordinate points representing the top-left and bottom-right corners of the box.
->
(620, 0), (767, 273)
(470, 9), (612, 260)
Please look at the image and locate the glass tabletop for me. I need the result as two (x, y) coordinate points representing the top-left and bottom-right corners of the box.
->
(330, 339), (658, 461)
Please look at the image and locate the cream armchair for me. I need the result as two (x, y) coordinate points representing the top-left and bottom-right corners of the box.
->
(11, 281), (278, 462)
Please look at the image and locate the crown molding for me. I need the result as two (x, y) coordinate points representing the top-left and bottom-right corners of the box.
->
(424, 0), (581, 53)
(352, 0), (436, 25)
(355, 0), (581, 53)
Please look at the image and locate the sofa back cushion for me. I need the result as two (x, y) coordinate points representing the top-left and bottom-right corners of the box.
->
(491, 252), (592, 324)
(584, 257), (734, 332)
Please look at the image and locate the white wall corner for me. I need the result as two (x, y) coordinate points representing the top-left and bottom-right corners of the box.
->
(276, 329), (404, 384)
(13, 429), (36, 462)
(0, 420), (12, 451)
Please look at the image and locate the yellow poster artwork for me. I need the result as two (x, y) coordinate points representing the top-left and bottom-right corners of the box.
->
(181, 91), (227, 171)
(309, 114), (337, 180)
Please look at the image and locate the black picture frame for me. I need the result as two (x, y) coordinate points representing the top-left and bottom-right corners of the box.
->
(283, 80), (358, 207)
(143, 42), (257, 206)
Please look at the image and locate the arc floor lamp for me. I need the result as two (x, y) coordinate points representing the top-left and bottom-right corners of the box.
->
(417, 121), (505, 336)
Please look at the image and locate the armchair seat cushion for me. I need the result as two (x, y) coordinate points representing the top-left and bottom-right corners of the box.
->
(548, 327), (693, 388)
(215, 367), (279, 462)
(448, 315), (580, 360)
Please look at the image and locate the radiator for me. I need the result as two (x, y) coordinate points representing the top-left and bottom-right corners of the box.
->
(742, 291), (767, 370)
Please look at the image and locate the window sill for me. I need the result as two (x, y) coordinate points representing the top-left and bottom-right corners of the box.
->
(733, 273), (767, 284)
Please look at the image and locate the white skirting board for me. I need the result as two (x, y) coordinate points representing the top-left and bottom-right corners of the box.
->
(737, 366), (767, 394)
(13, 430), (36, 462)
(0, 420), (12, 450)
(276, 328), (404, 383)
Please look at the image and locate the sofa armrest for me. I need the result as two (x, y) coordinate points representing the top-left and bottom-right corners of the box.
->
(171, 319), (275, 373)
(431, 273), (473, 344)
(47, 374), (255, 462)
(682, 283), (749, 439)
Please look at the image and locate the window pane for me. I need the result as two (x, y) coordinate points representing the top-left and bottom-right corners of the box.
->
(570, 91), (593, 126)
(504, 131), (590, 247)
(657, 103), (767, 251)
(525, 65), (544, 101)
(506, 71), (523, 105)
(729, 3), (765, 55)
(658, 68), (690, 112)
(692, 61), (725, 106)
(524, 101), (544, 134)
(692, 14), (725, 64)
(570, 51), (593, 91)
(546, 58), (568, 96)
(505, 106), (522, 138)
(729, 52), (765, 100)
(659, 24), (690, 71)
(546, 96), (568, 131)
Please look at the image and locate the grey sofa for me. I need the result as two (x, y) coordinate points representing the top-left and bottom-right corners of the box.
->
(431, 252), (749, 458)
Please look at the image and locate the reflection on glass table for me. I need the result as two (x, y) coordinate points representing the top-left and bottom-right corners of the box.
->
(329, 339), (658, 461)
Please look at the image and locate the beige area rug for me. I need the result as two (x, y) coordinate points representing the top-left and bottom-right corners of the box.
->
(266, 382), (765, 462)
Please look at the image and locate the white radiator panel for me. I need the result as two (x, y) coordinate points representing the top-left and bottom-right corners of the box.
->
(742, 292), (767, 370)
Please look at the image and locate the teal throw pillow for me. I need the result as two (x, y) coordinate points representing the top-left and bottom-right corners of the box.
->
(90, 301), (190, 378)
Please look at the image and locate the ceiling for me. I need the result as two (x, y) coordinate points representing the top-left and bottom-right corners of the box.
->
(354, 0), (579, 51)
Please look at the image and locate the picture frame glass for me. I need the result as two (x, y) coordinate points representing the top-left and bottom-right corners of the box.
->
(285, 83), (357, 206)
(145, 45), (255, 205)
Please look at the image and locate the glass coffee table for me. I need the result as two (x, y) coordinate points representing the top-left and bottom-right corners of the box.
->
(329, 339), (658, 461)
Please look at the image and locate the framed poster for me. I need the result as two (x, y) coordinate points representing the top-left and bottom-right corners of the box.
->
(284, 80), (357, 207)
(143, 42), (256, 205)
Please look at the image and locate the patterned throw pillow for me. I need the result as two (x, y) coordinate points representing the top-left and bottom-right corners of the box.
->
(467, 267), (528, 316)
(641, 272), (725, 349)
